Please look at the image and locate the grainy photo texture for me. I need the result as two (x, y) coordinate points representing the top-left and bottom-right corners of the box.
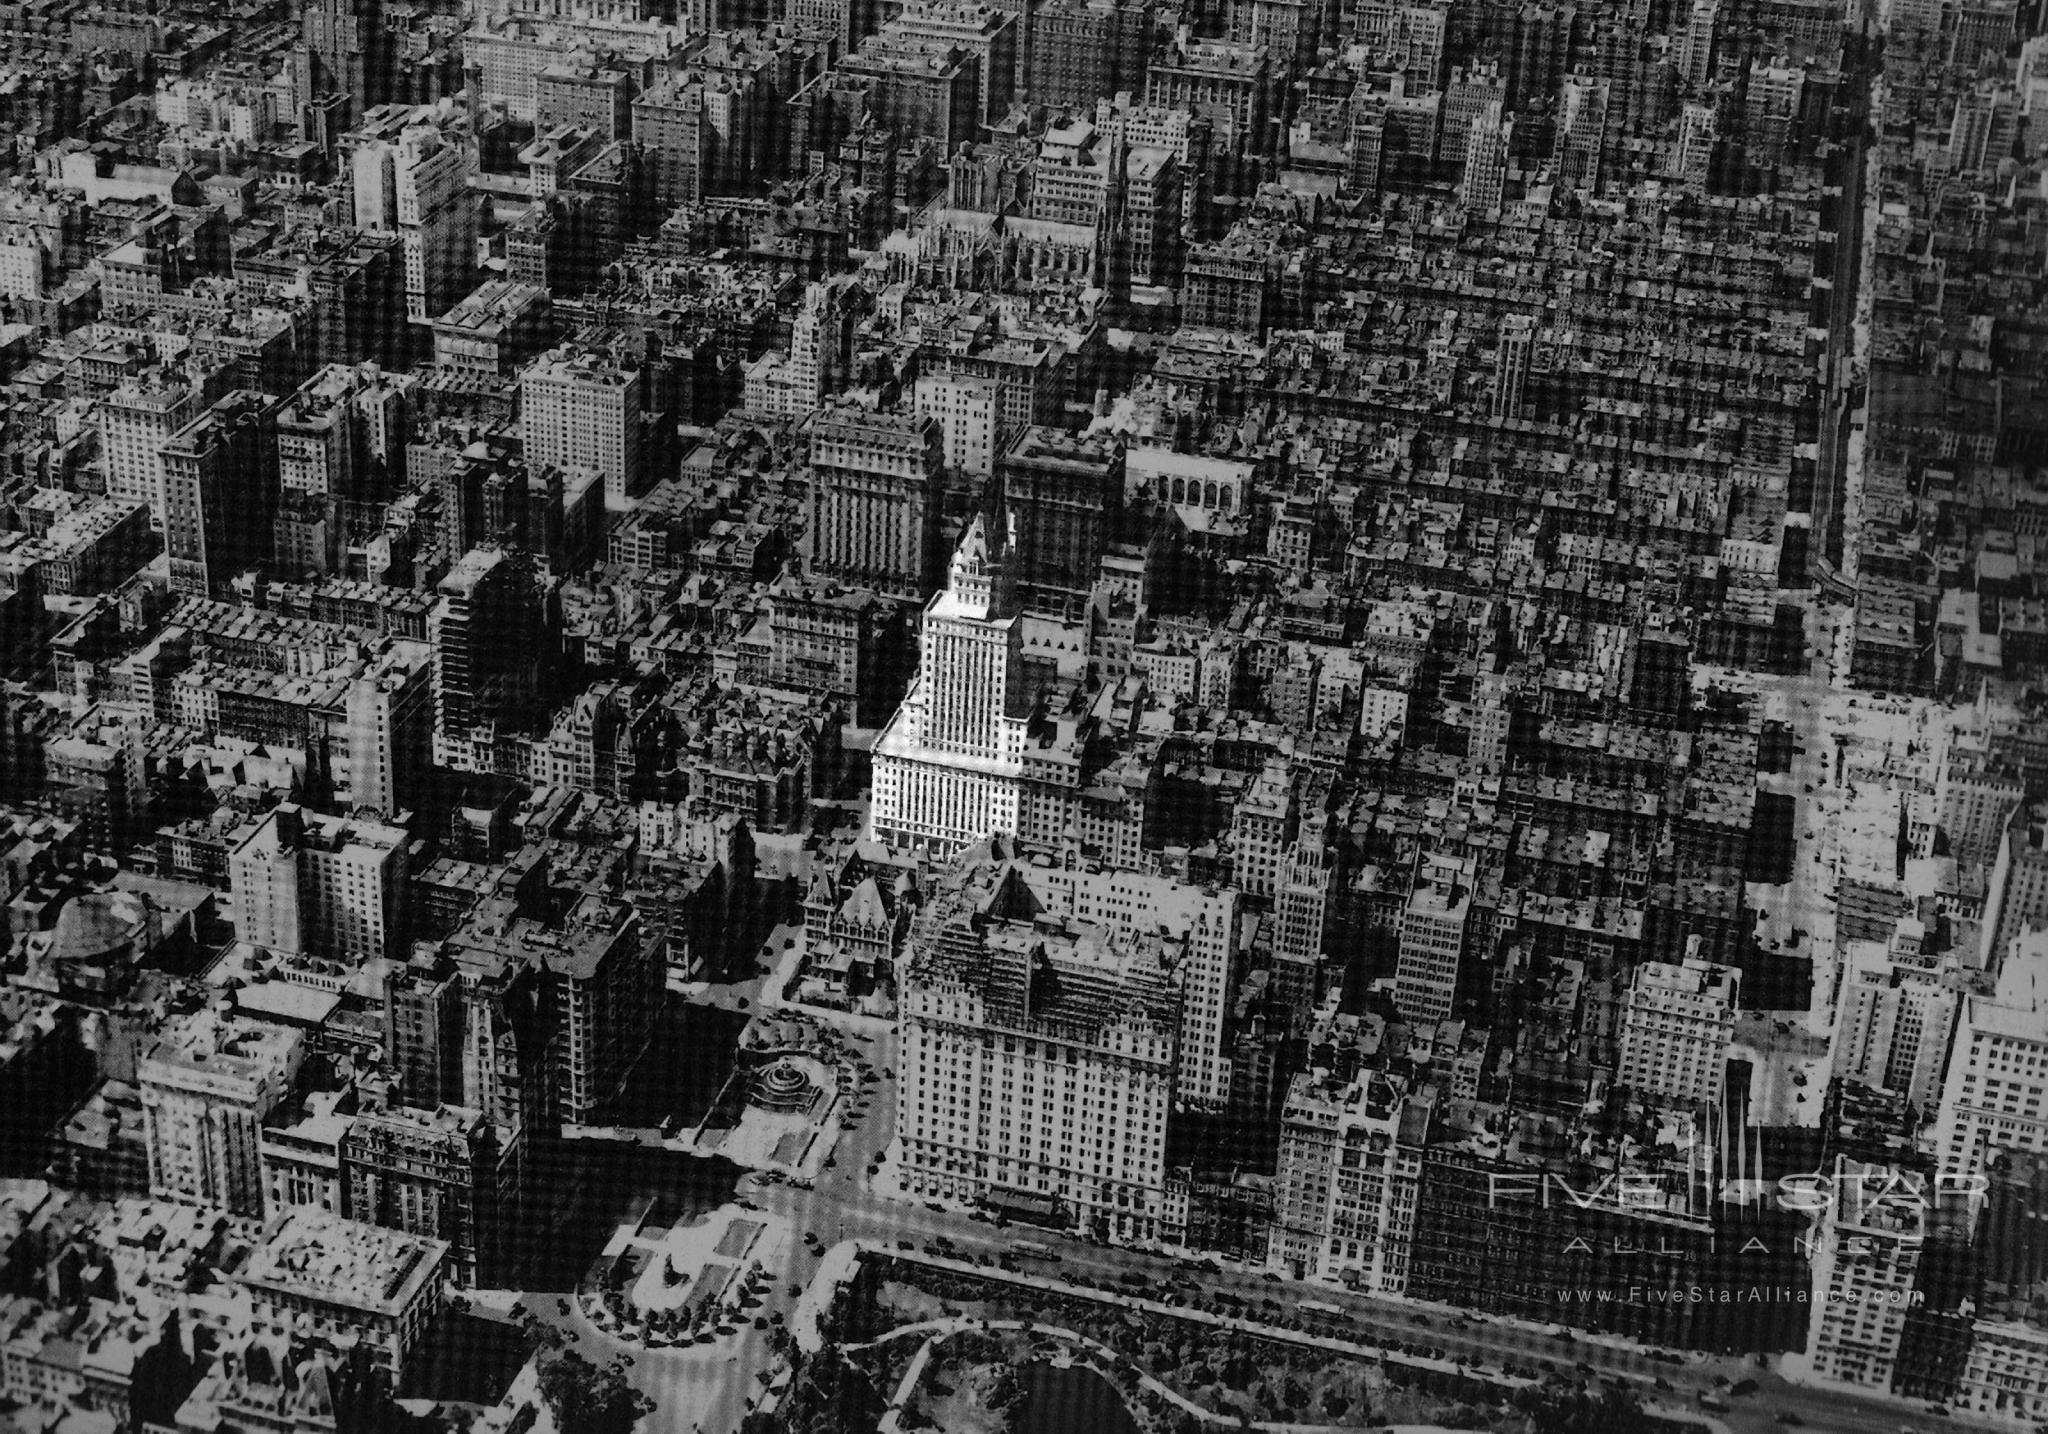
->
(0, 0), (2036, 1431)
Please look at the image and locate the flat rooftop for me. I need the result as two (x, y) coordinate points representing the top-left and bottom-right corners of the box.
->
(236, 1207), (446, 1315)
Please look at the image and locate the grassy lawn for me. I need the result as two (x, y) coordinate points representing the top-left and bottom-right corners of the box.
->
(876, 1276), (1002, 1326)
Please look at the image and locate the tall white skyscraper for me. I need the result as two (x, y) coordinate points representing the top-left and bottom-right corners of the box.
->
(1833, 939), (1960, 1113)
(352, 113), (476, 324)
(1492, 314), (1534, 420)
(333, 645), (434, 818)
(141, 1010), (304, 1215)
(1803, 1156), (1926, 1389)
(869, 513), (1031, 854)
(1393, 853), (1471, 1024)
(1949, 82), (2019, 175)
(100, 377), (199, 528)
(913, 372), (1004, 477)
(1675, 101), (1717, 195)
(1552, 76), (1608, 190)
(1934, 931), (2048, 1179)
(1677, 0), (1718, 87)
(1271, 1032), (1426, 1288)
(743, 279), (859, 419)
(230, 804), (411, 966)
(1616, 957), (1740, 1107)
(521, 346), (644, 507)
(1459, 100), (1511, 212)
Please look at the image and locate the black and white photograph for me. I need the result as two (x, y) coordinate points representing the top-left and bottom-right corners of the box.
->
(0, 0), (2040, 1428)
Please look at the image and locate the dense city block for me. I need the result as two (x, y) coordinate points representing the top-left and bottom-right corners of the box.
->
(0, 0), (2043, 1429)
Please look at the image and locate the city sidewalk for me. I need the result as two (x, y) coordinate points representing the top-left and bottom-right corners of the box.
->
(801, 1241), (1727, 1433)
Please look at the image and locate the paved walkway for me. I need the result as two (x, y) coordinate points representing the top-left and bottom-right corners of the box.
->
(874, 1334), (939, 1434)
(852, 1315), (1459, 1434)
(756, 932), (807, 1012)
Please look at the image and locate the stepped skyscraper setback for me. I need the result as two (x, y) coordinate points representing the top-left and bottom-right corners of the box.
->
(868, 512), (1032, 856)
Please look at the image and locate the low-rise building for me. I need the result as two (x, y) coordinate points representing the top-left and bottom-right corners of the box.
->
(234, 1207), (445, 1381)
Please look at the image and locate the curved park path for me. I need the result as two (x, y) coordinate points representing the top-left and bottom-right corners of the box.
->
(849, 1315), (1467, 1434)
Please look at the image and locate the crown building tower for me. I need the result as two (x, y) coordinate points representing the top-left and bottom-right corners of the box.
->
(869, 514), (1032, 855)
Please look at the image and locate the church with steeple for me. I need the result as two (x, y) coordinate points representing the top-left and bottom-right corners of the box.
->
(901, 119), (1178, 302)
